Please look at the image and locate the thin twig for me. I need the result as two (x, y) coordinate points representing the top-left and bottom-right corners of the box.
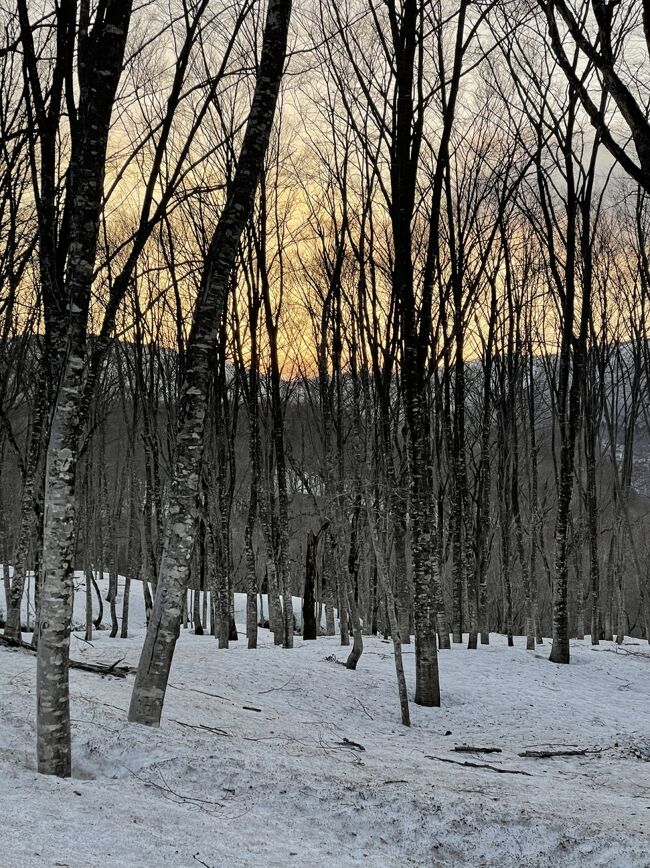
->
(172, 720), (232, 737)
(354, 696), (374, 720)
(258, 676), (294, 694)
(425, 755), (532, 776)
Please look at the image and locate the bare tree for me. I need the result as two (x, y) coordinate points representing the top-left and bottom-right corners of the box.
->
(128, 0), (292, 728)
(541, 0), (650, 193)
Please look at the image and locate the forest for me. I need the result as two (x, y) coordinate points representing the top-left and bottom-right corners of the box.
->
(1, 1), (650, 864)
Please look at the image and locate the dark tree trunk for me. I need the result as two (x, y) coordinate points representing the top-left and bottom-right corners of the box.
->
(303, 529), (318, 641)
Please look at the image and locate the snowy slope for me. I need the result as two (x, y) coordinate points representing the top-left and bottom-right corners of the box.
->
(5, 568), (310, 636)
(1, 586), (650, 867)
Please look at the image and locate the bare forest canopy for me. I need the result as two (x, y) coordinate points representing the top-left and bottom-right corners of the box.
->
(2, 0), (650, 777)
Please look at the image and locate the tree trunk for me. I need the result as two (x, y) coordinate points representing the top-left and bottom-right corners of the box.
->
(128, 0), (292, 727)
(303, 529), (318, 641)
(4, 382), (47, 643)
(37, 392), (77, 776)
(245, 528), (258, 648)
(367, 494), (410, 726)
(549, 441), (575, 664)
(84, 566), (93, 643)
(193, 584), (203, 635)
(407, 387), (440, 706)
(121, 577), (130, 639)
(584, 364), (601, 644)
(36, 0), (133, 773)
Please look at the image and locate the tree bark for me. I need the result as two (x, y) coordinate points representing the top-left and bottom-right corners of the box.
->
(303, 529), (318, 641)
(128, 0), (292, 727)
(35, 0), (133, 775)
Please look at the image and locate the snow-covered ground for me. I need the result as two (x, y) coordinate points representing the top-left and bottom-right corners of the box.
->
(2, 578), (650, 867)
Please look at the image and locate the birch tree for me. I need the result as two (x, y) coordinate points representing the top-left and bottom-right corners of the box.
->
(21, 0), (134, 777)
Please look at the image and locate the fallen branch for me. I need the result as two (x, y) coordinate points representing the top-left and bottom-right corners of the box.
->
(593, 647), (650, 660)
(425, 755), (532, 776)
(337, 737), (366, 752)
(354, 696), (374, 720)
(325, 654), (347, 666)
(72, 657), (133, 678)
(454, 745), (502, 754)
(258, 677), (295, 694)
(172, 720), (232, 738)
(518, 748), (601, 758)
(0, 634), (32, 650)
(168, 683), (230, 702)
(0, 634), (132, 677)
(128, 769), (225, 812)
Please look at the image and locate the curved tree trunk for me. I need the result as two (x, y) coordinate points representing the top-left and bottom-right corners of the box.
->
(128, 0), (292, 727)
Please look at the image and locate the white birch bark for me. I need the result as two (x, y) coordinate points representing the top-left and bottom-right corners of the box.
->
(35, 1), (133, 775)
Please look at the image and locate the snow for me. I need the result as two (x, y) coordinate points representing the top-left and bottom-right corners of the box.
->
(2, 578), (650, 867)
(7, 567), (307, 637)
